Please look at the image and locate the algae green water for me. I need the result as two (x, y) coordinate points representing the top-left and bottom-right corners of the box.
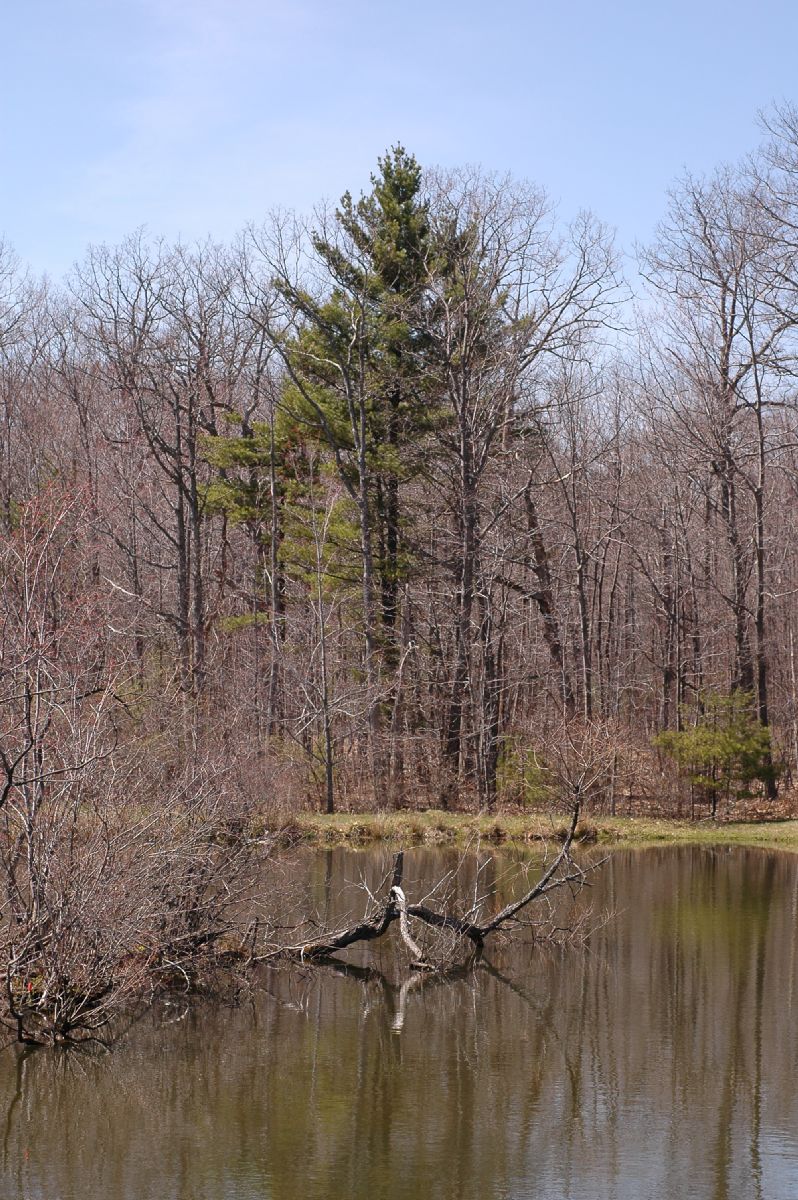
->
(1, 845), (797, 1199)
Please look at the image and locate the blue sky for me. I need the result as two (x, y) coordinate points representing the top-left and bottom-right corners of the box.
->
(4, 0), (798, 279)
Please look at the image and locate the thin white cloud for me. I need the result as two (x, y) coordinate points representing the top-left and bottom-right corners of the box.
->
(64, 0), (324, 241)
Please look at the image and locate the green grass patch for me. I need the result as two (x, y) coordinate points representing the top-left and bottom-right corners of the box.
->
(263, 811), (798, 852)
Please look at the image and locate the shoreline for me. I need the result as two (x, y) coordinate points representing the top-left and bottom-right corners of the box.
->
(267, 810), (798, 852)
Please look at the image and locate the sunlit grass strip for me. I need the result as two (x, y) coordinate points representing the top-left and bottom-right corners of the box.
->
(268, 811), (798, 852)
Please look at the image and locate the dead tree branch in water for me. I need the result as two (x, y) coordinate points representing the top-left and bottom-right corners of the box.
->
(262, 803), (592, 970)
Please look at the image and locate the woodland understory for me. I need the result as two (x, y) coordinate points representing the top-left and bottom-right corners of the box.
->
(5, 106), (798, 1041)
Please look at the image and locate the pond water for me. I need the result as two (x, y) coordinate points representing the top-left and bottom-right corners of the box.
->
(1, 845), (798, 1199)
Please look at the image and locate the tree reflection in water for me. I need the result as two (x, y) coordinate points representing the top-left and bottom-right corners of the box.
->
(1, 846), (798, 1200)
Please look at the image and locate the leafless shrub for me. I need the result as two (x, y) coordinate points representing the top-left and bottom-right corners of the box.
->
(0, 489), (261, 1046)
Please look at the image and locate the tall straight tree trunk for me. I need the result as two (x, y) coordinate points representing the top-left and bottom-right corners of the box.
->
(267, 401), (285, 736)
(354, 391), (385, 802)
(719, 451), (755, 695)
(752, 385), (777, 800)
(444, 471), (477, 808)
(477, 588), (502, 810)
(575, 545), (593, 720)
(523, 479), (576, 718)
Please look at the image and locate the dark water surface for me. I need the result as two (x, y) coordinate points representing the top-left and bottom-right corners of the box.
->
(2, 845), (798, 1199)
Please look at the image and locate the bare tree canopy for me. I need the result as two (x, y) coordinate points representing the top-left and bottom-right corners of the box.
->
(3, 121), (798, 1041)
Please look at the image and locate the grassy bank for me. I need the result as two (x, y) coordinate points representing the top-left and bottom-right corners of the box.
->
(269, 810), (798, 852)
